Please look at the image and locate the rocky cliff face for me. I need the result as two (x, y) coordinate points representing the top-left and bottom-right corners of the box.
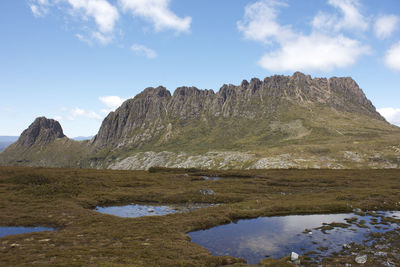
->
(1, 72), (398, 170)
(91, 72), (384, 149)
(16, 117), (65, 148)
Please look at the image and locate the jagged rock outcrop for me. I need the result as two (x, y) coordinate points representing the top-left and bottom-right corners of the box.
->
(91, 72), (385, 149)
(1, 72), (398, 170)
(16, 117), (65, 148)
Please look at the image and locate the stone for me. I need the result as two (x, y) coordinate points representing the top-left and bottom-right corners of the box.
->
(199, 189), (215, 195)
(382, 260), (396, 267)
(374, 251), (388, 257)
(291, 252), (299, 261)
(355, 255), (367, 264)
(343, 244), (351, 249)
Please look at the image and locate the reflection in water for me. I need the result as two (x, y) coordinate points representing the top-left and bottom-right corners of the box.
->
(95, 203), (218, 218)
(188, 212), (399, 264)
(0, 227), (54, 238)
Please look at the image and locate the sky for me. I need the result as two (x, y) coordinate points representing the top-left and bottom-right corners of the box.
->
(0, 0), (399, 137)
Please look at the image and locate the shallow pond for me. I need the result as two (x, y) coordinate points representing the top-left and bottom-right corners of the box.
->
(188, 211), (400, 264)
(95, 203), (218, 218)
(0, 226), (54, 238)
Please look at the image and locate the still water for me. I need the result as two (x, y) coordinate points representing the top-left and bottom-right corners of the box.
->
(189, 212), (399, 264)
(95, 203), (218, 218)
(0, 227), (54, 238)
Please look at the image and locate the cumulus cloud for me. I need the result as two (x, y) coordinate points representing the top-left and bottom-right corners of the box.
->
(314, 0), (369, 32)
(378, 108), (400, 126)
(385, 42), (400, 72)
(237, 0), (294, 44)
(238, 0), (370, 72)
(99, 96), (126, 110)
(71, 107), (102, 120)
(374, 15), (399, 39)
(259, 34), (370, 72)
(131, 44), (157, 58)
(119, 0), (191, 33)
(29, 0), (119, 44)
(68, 0), (119, 34)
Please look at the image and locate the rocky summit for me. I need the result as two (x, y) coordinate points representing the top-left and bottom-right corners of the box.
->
(91, 72), (383, 149)
(16, 117), (65, 148)
(1, 72), (399, 169)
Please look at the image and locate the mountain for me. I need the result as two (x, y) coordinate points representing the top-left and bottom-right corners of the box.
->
(1, 72), (399, 169)
(0, 117), (88, 167)
(0, 136), (18, 152)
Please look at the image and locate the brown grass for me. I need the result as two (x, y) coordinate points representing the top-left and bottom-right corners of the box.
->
(0, 167), (399, 266)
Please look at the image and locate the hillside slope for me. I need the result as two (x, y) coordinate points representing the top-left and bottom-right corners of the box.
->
(1, 73), (399, 169)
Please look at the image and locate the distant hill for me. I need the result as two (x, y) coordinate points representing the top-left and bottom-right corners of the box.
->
(1, 72), (399, 169)
(72, 136), (93, 141)
(0, 136), (18, 152)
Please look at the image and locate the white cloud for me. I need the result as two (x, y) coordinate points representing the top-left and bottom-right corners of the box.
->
(68, 0), (119, 34)
(29, 0), (119, 44)
(71, 107), (102, 120)
(385, 42), (400, 72)
(119, 0), (191, 33)
(326, 0), (368, 32)
(29, 4), (49, 17)
(99, 96), (126, 110)
(374, 15), (399, 39)
(131, 44), (157, 58)
(312, 0), (368, 33)
(53, 115), (63, 121)
(238, 0), (370, 72)
(259, 34), (370, 72)
(92, 31), (113, 44)
(237, 0), (294, 44)
(378, 108), (400, 126)
(29, 0), (50, 17)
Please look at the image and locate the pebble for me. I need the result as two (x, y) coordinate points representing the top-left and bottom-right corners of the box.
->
(382, 260), (396, 267)
(343, 244), (351, 249)
(374, 251), (388, 257)
(291, 252), (299, 261)
(355, 255), (367, 264)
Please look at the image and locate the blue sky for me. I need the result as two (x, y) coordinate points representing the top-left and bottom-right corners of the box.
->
(0, 0), (399, 137)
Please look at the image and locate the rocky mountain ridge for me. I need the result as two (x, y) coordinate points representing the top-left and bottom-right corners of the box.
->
(92, 72), (383, 149)
(0, 72), (399, 170)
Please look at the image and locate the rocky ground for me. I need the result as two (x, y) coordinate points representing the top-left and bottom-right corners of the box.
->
(108, 150), (399, 170)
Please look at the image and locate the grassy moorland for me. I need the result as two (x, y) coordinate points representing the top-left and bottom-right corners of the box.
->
(0, 167), (399, 266)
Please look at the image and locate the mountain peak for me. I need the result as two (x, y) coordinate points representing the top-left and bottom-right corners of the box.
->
(17, 117), (65, 148)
